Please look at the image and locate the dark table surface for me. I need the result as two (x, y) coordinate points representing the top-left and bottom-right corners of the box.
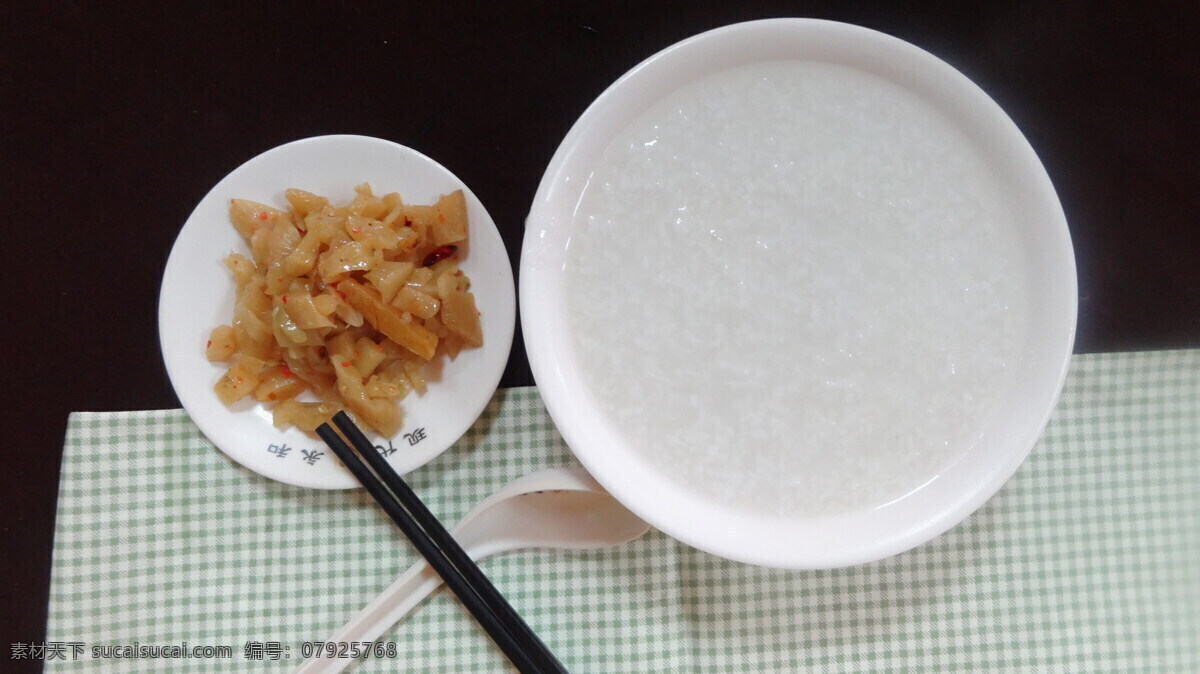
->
(3, 0), (1197, 664)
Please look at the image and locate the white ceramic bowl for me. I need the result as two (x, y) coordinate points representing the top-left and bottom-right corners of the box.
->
(521, 19), (1076, 568)
(160, 135), (515, 489)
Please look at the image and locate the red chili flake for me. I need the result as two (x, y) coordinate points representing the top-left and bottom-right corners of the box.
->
(258, 212), (269, 221)
(281, 295), (288, 304)
(280, 364), (294, 378)
(335, 290), (346, 300)
(423, 245), (457, 267)
(267, 393), (277, 401)
(206, 340), (212, 348)
(403, 217), (413, 227)
(340, 361), (351, 368)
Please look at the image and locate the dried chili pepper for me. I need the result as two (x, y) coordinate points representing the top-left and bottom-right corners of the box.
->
(422, 245), (457, 267)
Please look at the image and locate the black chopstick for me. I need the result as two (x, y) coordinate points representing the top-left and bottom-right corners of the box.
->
(317, 414), (567, 674)
(314, 423), (547, 673)
(328, 413), (567, 673)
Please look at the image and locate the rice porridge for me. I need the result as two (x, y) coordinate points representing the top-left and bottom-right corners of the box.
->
(564, 60), (1028, 517)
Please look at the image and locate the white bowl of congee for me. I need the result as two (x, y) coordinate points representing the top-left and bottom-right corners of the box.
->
(520, 19), (1076, 568)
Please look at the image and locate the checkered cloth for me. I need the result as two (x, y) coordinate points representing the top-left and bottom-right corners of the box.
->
(45, 351), (1199, 672)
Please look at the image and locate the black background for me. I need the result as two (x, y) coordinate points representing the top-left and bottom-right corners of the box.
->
(3, 1), (1197, 666)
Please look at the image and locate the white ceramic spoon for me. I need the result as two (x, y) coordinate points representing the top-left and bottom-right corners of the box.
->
(295, 466), (650, 673)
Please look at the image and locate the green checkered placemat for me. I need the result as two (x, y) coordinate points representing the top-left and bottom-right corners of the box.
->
(44, 350), (1199, 672)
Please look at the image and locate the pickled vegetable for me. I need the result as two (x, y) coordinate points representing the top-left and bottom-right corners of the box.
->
(210, 185), (483, 436)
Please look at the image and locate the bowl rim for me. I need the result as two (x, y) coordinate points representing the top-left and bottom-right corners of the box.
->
(520, 18), (1077, 568)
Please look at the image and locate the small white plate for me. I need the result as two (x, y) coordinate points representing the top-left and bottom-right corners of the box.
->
(160, 135), (515, 489)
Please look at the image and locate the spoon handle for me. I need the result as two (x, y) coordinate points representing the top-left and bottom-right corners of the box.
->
(293, 560), (441, 674)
